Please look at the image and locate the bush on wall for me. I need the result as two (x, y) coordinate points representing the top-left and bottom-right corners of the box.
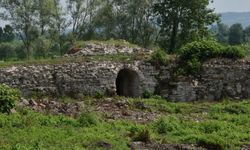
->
(219, 46), (246, 59)
(177, 40), (246, 75)
(150, 49), (170, 65)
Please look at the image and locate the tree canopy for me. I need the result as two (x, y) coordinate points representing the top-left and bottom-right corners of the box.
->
(154, 0), (218, 53)
(0, 0), (220, 60)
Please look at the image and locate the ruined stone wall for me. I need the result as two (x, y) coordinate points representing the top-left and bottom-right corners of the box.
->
(0, 61), (158, 97)
(1, 59), (250, 101)
(158, 59), (250, 101)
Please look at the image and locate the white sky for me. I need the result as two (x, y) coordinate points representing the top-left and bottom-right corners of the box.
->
(210, 0), (250, 13)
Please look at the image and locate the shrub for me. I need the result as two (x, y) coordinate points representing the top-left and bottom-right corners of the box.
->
(151, 95), (163, 100)
(78, 112), (99, 127)
(0, 84), (20, 113)
(142, 90), (154, 99)
(132, 127), (151, 143)
(185, 58), (203, 75)
(220, 46), (246, 59)
(153, 118), (168, 134)
(184, 134), (225, 150)
(177, 40), (246, 75)
(223, 104), (250, 114)
(178, 40), (223, 62)
(150, 49), (170, 65)
(198, 121), (224, 134)
(0, 42), (16, 60)
(153, 117), (180, 134)
(33, 37), (51, 58)
(95, 91), (105, 99)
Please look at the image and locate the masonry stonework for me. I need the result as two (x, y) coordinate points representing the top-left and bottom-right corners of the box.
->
(0, 59), (250, 101)
(158, 59), (250, 101)
(0, 61), (158, 98)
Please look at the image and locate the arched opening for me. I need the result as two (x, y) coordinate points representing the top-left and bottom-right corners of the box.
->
(116, 69), (140, 97)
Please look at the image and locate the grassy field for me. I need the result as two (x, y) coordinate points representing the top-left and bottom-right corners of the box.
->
(0, 97), (249, 150)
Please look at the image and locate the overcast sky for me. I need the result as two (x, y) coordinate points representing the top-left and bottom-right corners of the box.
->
(210, 0), (250, 12)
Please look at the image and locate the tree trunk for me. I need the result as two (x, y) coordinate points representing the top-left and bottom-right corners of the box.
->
(169, 19), (178, 53)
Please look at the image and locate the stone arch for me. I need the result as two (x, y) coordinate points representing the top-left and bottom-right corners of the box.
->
(116, 68), (140, 97)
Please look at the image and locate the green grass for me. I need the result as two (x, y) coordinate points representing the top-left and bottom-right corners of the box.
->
(0, 98), (249, 149)
(0, 110), (133, 150)
(128, 98), (250, 149)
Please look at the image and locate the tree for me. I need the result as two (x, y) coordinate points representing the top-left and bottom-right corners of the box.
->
(154, 0), (218, 53)
(125, 0), (157, 47)
(215, 23), (229, 44)
(35, 0), (57, 36)
(47, 0), (69, 56)
(228, 23), (244, 45)
(244, 25), (250, 42)
(33, 37), (51, 58)
(92, 0), (116, 40)
(0, 0), (39, 59)
(67, 0), (101, 42)
(92, 0), (157, 48)
(0, 25), (15, 42)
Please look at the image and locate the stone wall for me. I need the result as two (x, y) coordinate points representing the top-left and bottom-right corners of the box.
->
(0, 61), (158, 97)
(158, 59), (250, 101)
(1, 59), (250, 101)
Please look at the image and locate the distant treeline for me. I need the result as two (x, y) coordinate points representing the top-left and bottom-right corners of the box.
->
(0, 0), (233, 60)
(212, 23), (250, 46)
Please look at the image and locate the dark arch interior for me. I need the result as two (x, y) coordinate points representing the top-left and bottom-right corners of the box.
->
(116, 69), (140, 97)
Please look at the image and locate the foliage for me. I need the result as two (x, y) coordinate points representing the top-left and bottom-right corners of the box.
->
(0, 42), (17, 60)
(213, 23), (250, 46)
(0, 25), (15, 42)
(0, 0), (39, 59)
(0, 41), (32, 61)
(0, 0), (158, 53)
(32, 37), (52, 58)
(142, 90), (154, 99)
(153, 117), (180, 134)
(0, 0), (249, 63)
(91, 0), (157, 48)
(154, 0), (218, 53)
(177, 40), (246, 75)
(0, 0), (68, 59)
(178, 40), (223, 61)
(66, 0), (106, 42)
(0, 110), (130, 149)
(146, 99), (250, 149)
(228, 23), (244, 45)
(150, 49), (170, 65)
(78, 112), (99, 127)
(0, 84), (20, 113)
(215, 23), (229, 44)
(95, 91), (105, 99)
(132, 127), (151, 143)
(0, 98), (249, 149)
(220, 46), (246, 58)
